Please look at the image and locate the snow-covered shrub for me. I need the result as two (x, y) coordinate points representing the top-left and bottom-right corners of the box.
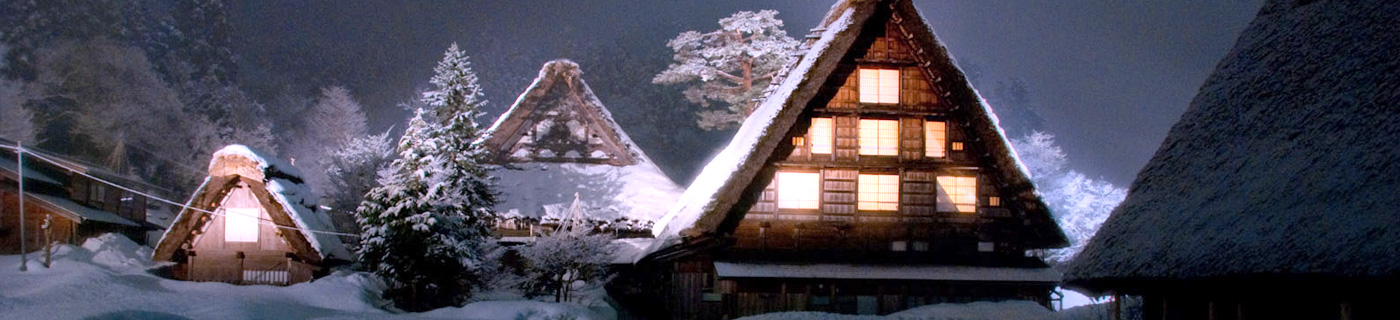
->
(517, 226), (616, 303)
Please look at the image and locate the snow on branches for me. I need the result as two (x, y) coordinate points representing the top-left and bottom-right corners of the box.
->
(355, 43), (498, 311)
(654, 10), (799, 130)
(1011, 132), (1126, 263)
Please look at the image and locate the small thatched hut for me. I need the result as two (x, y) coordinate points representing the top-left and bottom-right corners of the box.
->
(153, 145), (349, 285)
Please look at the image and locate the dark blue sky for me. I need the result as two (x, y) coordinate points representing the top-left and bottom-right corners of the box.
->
(231, 0), (1264, 186)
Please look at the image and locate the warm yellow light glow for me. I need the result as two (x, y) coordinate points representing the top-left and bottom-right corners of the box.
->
(858, 119), (898, 156)
(925, 121), (946, 158)
(988, 196), (1000, 207)
(858, 174), (899, 211)
(777, 172), (820, 209)
(225, 207), (260, 242)
(792, 136), (805, 147)
(936, 176), (977, 213)
(951, 142), (964, 151)
(859, 68), (899, 104)
(810, 117), (833, 154)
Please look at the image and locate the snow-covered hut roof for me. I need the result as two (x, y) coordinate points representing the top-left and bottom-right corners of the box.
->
(1064, 0), (1400, 295)
(154, 145), (351, 264)
(646, 0), (1066, 258)
(483, 60), (684, 229)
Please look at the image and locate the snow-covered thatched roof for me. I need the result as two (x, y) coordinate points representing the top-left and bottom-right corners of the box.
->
(1064, 0), (1400, 295)
(646, 0), (1066, 258)
(483, 60), (684, 229)
(154, 145), (351, 264)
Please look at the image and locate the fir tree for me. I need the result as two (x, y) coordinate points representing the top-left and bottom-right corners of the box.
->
(356, 43), (496, 311)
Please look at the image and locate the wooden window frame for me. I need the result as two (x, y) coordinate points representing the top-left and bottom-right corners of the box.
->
(925, 120), (946, 158)
(858, 68), (900, 105)
(857, 119), (899, 156)
(776, 171), (821, 210)
(857, 173), (899, 211)
(936, 175), (978, 213)
(810, 117), (834, 154)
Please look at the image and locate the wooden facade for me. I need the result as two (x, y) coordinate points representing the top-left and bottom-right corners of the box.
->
(1, 146), (150, 254)
(622, 1), (1068, 319)
(153, 146), (348, 286)
(482, 60), (639, 166)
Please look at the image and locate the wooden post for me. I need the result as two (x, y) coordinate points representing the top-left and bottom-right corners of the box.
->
(16, 141), (27, 272)
(1111, 292), (1121, 320)
(42, 214), (52, 268)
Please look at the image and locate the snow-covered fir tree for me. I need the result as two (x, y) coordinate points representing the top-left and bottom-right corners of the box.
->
(355, 43), (497, 311)
(323, 129), (394, 241)
(0, 78), (38, 143)
(292, 85), (370, 198)
(1010, 132), (1126, 263)
(654, 10), (799, 130)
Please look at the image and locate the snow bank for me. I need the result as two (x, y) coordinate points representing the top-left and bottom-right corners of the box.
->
(733, 300), (1063, 320)
(0, 233), (614, 320)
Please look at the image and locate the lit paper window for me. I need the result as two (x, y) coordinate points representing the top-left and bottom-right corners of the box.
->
(777, 172), (820, 209)
(858, 174), (899, 211)
(810, 118), (833, 154)
(925, 121), (946, 157)
(858, 119), (898, 156)
(858, 68), (899, 104)
(225, 208), (261, 242)
(936, 176), (977, 213)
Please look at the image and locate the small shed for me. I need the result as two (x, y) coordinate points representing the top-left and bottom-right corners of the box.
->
(2, 139), (153, 253)
(153, 145), (349, 285)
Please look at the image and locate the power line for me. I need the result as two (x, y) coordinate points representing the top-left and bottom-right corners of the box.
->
(1, 143), (358, 237)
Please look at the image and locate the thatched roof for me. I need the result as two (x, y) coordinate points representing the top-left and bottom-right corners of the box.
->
(153, 145), (350, 264)
(483, 60), (684, 229)
(646, 0), (1067, 257)
(1064, 0), (1400, 295)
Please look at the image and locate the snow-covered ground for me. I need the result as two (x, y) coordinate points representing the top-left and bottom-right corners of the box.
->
(0, 233), (1118, 320)
(0, 234), (612, 320)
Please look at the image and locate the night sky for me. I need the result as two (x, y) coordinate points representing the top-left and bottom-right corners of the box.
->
(229, 0), (1265, 187)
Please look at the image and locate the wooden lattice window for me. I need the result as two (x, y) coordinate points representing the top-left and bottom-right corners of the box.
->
(224, 208), (260, 243)
(777, 171), (821, 209)
(936, 176), (977, 213)
(858, 119), (898, 156)
(810, 117), (834, 154)
(857, 174), (899, 211)
(858, 68), (899, 104)
(925, 121), (946, 158)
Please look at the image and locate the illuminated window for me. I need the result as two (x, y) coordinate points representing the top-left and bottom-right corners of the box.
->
(858, 174), (899, 211)
(936, 176), (977, 213)
(224, 208), (260, 242)
(891, 241), (907, 252)
(777, 172), (820, 209)
(810, 117), (833, 154)
(988, 196), (1001, 207)
(951, 142), (964, 151)
(925, 121), (946, 157)
(858, 68), (899, 104)
(858, 119), (898, 156)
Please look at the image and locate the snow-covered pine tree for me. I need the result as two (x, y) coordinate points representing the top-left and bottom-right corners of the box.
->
(1010, 132), (1126, 263)
(654, 10), (799, 130)
(355, 43), (497, 311)
(293, 85), (370, 198)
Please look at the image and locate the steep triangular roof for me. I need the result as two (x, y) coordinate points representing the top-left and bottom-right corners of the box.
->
(153, 145), (350, 264)
(484, 60), (685, 229)
(1064, 0), (1400, 295)
(647, 0), (1066, 257)
(483, 59), (645, 166)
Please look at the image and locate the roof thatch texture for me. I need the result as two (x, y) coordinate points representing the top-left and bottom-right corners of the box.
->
(1064, 0), (1400, 295)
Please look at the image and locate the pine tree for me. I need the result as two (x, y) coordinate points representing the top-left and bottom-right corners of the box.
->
(323, 130), (394, 242)
(356, 43), (497, 311)
(654, 10), (799, 130)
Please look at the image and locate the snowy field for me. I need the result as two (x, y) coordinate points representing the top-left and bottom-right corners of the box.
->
(0, 234), (1115, 320)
